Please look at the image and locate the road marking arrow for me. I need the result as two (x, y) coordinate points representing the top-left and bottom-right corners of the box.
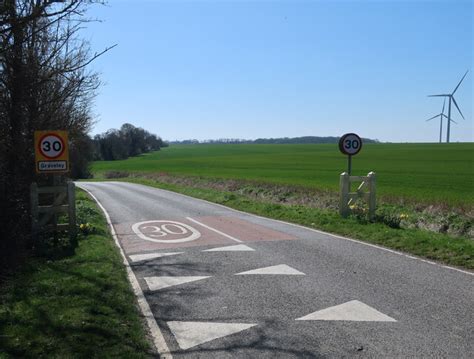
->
(167, 321), (257, 350)
(145, 276), (211, 291)
(129, 252), (183, 262)
(235, 264), (305, 275)
(296, 300), (397, 322)
(203, 244), (255, 252)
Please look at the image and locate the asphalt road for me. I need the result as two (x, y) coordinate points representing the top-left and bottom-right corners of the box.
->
(78, 181), (473, 358)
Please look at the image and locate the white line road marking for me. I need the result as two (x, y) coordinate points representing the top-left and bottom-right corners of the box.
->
(145, 276), (211, 291)
(129, 252), (184, 263)
(235, 264), (305, 275)
(78, 185), (173, 358)
(167, 321), (257, 350)
(296, 300), (397, 322)
(186, 217), (243, 243)
(203, 244), (255, 252)
(132, 220), (201, 244)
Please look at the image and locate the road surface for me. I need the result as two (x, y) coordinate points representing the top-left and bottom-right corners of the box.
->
(78, 181), (473, 358)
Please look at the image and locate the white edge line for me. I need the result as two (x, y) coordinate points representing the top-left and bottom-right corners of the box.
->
(78, 184), (173, 358)
(104, 181), (473, 277)
(186, 216), (243, 243)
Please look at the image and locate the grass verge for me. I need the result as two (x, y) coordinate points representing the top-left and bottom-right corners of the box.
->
(0, 189), (152, 358)
(98, 177), (473, 270)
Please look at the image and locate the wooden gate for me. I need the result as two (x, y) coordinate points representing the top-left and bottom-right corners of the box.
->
(30, 181), (76, 242)
(339, 171), (376, 220)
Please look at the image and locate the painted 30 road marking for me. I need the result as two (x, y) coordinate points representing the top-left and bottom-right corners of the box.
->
(132, 220), (201, 243)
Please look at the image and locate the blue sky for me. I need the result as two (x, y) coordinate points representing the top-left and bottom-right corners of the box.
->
(83, 0), (473, 142)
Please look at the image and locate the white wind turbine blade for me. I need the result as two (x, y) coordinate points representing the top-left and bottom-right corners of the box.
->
(451, 97), (465, 120)
(441, 98), (446, 114)
(452, 70), (469, 95)
(426, 114), (440, 122)
(428, 94), (449, 97)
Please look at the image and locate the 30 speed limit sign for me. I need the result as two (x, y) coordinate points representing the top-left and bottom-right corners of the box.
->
(34, 131), (69, 173)
(339, 133), (362, 156)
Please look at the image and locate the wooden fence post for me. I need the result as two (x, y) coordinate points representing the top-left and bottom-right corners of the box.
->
(368, 171), (376, 220)
(339, 172), (350, 217)
(30, 182), (39, 242)
(67, 181), (77, 244)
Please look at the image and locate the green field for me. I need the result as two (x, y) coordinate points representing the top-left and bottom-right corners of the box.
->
(92, 143), (474, 206)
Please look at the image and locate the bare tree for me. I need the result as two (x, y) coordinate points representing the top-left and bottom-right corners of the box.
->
(0, 0), (113, 274)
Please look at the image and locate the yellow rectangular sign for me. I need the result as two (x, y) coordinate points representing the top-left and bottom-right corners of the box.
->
(34, 130), (69, 173)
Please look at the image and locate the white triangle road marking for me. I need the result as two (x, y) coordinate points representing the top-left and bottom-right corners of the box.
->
(167, 321), (257, 350)
(235, 264), (305, 275)
(296, 300), (397, 322)
(129, 252), (183, 262)
(144, 276), (211, 291)
(203, 244), (255, 252)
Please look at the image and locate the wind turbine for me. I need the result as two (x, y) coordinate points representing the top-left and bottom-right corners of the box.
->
(426, 98), (449, 143)
(428, 70), (468, 143)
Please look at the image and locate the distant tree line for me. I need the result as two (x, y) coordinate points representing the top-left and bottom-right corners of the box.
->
(93, 123), (167, 161)
(170, 136), (380, 145)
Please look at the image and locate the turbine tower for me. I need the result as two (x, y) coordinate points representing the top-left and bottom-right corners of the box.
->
(428, 70), (468, 143)
(426, 98), (449, 143)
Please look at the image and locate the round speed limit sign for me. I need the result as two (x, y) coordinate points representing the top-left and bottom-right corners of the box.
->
(339, 133), (363, 156)
(38, 133), (65, 159)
